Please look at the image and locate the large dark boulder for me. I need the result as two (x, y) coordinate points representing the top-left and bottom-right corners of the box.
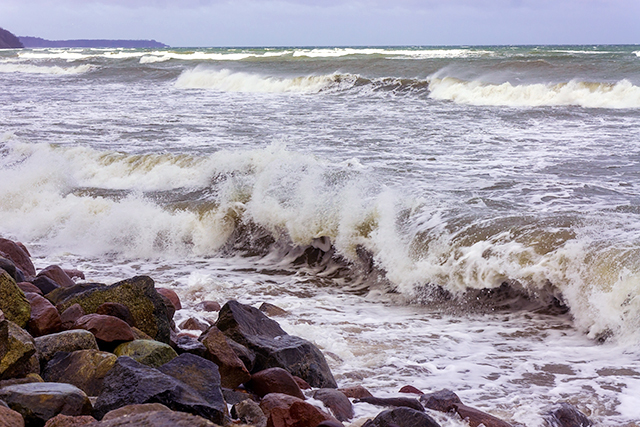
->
(113, 339), (177, 368)
(43, 350), (117, 396)
(0, 238), (34, 277)
(0, 382), (92, 427)
(0, 270), (31, 328)
(216, 300), (336, 388)
(0, 320), (38, 380)
(367, 407), (440, 427)
(199, 326), (251, 389)
(34, 330), (98, 368)
(52, 276), (171, 343)
(94, 356), (226, 424)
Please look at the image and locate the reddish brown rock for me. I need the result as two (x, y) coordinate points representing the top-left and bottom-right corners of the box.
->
(179, 317), (209, 331)
(199, 325), (251, 389)
(25, 293), (62, 337)
(399, 385), (424, 395)
(0, 405), (25, 427)
(63, 269), (85, 280)
(0, 238), (35, 277)
(356, 396), (424, 411)
(96, 302), (137, 327)
(196, 300), (221, 312)
(259, 302), (289, 317)
(60, 304), (85, 330)
(248, 367), (305, 400)
(38, 265), (76, 288)
(339, 385), (373, 399)
(43, 414), (96, 426)
(17, 282), (43, 295)
(101, 402), (172, 420)
(157, 288), (182, 310)
(313, 388), (354, 422)
(260, 393), (334, 427)
(420, 389), (512, 427)
(72, 314), (135, 349)
(30, 276), (60, 295)
(293, 376), (311, 390)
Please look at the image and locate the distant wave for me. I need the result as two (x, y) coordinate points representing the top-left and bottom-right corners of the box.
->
(291, 47), (491, 59)
(428, 77), (640, 109)
(0, 62), (93, 75)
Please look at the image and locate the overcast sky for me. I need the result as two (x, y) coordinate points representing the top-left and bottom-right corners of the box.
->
(2, 0), (639, 47)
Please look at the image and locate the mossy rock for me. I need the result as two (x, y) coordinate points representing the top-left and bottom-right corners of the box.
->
(0, 270), (30, 328)
(113, 340), (178, 368)
(43, 349), (117, 396)
(52, 276), (171, 343)
(0, 320), (37, 380)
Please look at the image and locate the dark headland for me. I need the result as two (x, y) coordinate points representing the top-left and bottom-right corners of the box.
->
(0, 27), (168, 49)
(0, 27), (24, 48)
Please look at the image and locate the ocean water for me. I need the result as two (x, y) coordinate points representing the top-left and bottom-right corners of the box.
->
(1, 45), (640, 426)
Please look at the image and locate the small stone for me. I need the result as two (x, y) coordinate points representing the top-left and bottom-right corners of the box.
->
(232, 399), (267, 427)
(37, 265), (76, 288)
(339, 385), (373, 399)
(313, 388), (354, 421)
(399, 385), (424, 395)
(546, 402), (592, 427)
(196, 301), (221, 312)
(259, 302), (289, 317)
(419, 389), (461, 412)
(63, 269), (85, 280)
(157, 288), (182, 310)
(260, 392), (334, 427)
(247, 367), (305, 400)
(113, 339), (178, 368)
(0, 405), (25, 427)
(179, 317), (209, 331)
(173, 334), (208, 358)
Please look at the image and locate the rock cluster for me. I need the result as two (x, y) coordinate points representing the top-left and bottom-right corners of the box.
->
(0, 237), (594, 427)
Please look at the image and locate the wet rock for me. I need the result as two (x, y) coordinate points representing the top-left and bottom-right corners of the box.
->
(316, 421), (345, 427)
(0, 238), (35, 277)
(231, 399), (267, 427)
(313, 388), (354, 421)
(113, 339), (177, 368)
(158, 353), (228, 421)
(97, 409), (220, 426)
(73, 314), (135, 351)
(60, 304), (86, 331)
(30, 276), (59, 296)
(131, 327), (154, 340)
(367, 407), (440, 427)
(247, 367), (305, 399)
(546, 402), (592, 427)
(356, 396), (424, 411)
(96, 302), (137, 328)
(17, 282), (43, 296)
(179, 317), (210, 331)
(157, 288), (182, 311)
(0, 320), (38, 380)
(63, 269), (85, 281)
(94, 356), (226, 424)
(37, 266), (76, 289)
(35, 330), (98, 367)
(0, 257), (19, 282)
(0, 270), (31, 328)
(259, 302), (289, 317)
(25, 293), (62, 337)
(222, 388), (257, 405)
(399, 385), (424, 395)
(293, 376), (311, 390)
(420, 389), (462, 412)
(259, 393), (334, 427)
(101, 403), (171, 420)
(420, 389), (512, 427)
(199, 326), (251, 389)
(0, 405), (25, 427)
(196, 300), (221, 312)
(43, 414), (96, 427)
(173, 334), (208, 358)
(0, 373), (43, 388)
(0, 382), (92, 427)
(227, 338), (255, 372)
(43, 350), (117, 396)
(216, 300), (337, 388)
(339, 385), (373, 399)
(53, 276), (172, 343)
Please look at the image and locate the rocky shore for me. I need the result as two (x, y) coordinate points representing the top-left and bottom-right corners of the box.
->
(0, 237), (592, 427)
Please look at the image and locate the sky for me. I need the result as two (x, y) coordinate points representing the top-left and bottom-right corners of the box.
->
(2, 0), (639, 47)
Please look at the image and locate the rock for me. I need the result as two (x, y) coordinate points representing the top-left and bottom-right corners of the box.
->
(157, 288), (182, 310)
(259, 302), (289, 317)
(0, 257), (18, 281)
(37, 266), (75, 288)
(53, 276), (171, 343)
(199, 326), (251, 389)
(158, 353), (228, 421)
(43, 350), (117, 396)
(30, 276), (60, 296)
(63, 269), (85, 281)
(60, 304), (85, 331)
(17, 282), (43, 296)
(0, 382), (92, 427)
(46, 283), (104, 306)
(227, 338), (255, 372)
(73, 314), (135, 350)
(35, 330), (98, 367)
(339, 385), (373, 399)
(222, 388), (257, 405)
(43, 414), (96, 426)
(399, 385), (424, 395)
(25, 293), (62, 337)
(546, 402), (592, 427)
(216, 300), (336, 388)
(231, 399), (267, 427)
(356, 396), (424, 411)
(196, 301), (221, 312)
(97, 409), (220, 426)
(95, 303), (137, 328)
(94, 356), (226, 424)
(367, 407), (440, 427)
(131, 327), (154, 340)
(101, 403), (171, 420)
(313, 388), (354, 422)
(259, 393), (334, 427)
(0, 405), (25, 427)
(0, 374), (43, 388)
(420, 389), (512, 427)
(0, 238), (35, 277)
(316, 421), (344, 427)
(0, 320), (38, 380)
(173, 334), (208, 358)
(113, 339), (177, 368)
(293, 376), (311, 390)
(179, 317), (209, 331)
(247, 367), (305, 400)
(0, 270), (31, 328)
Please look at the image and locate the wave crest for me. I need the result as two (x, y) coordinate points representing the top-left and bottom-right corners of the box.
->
(0, 62), (94, 75)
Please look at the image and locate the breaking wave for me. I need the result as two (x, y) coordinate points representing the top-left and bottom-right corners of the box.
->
(0, 62), (94, 75)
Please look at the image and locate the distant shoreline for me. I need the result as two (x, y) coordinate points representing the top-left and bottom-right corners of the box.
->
(18, 36), (168, 49)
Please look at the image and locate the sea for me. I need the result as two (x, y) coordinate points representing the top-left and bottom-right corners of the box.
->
(1, 45), (640, 426)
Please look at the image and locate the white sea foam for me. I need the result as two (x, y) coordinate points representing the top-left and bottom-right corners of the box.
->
(292, 47), (490, 59)
(0, 62), (94, 74)
(175, 67), (348, 93)
(428, 76), (640, 108)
